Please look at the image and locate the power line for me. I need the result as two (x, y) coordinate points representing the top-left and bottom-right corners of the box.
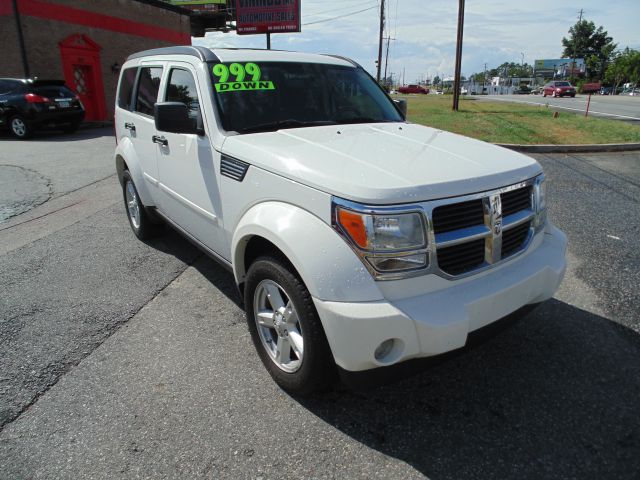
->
(305, 0), (376, 18)
(302, 5), (378, 26)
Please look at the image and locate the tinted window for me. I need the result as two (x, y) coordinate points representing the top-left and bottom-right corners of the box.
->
(134, 67), (162, 116)
(118, 68), (137, 110)
(165, 68), (201, 123)
(210, 62), (402, 133)
(32, 85), (76, 98)
(0, 81), (13, 94)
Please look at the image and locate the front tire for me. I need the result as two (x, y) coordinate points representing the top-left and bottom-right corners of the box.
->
(244, 255), (336, 396)
(121, 170), (162, 240)
(9, 115), (32, 139)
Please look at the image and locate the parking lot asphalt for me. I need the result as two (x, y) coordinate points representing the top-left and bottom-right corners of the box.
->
(477, 94), (640, 123)
(0, 131), (639, 479)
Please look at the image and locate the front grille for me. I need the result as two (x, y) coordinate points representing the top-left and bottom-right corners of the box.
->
(501, 186), (532, 217)
(432, 199), (484, 234)
(501, 221), (531, 257)
(437, 238), (485, 276)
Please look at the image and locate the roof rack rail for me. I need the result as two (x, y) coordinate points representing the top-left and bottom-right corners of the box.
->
(127, 46), (218, 62)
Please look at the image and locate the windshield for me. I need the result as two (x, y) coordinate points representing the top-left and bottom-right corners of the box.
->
(209, 61), (403, 133)
(555, 82), (571, 87)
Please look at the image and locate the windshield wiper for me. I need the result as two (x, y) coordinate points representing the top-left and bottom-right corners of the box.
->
(239, 119), (336, 134)
(335, 117), (394, 125)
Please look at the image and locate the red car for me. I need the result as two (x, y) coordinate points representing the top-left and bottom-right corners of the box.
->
(543, 81), (576, 98)
(398, 84), (429, 94)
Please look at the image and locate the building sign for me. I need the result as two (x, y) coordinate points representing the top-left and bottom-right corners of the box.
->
(235, 0), (301, 35)
(167, 0), (226, 12)
(534, 58), (585, 72)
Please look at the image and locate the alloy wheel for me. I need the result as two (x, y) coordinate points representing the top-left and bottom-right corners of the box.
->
(11, 118), (27, 137)
(125, 180), (141, 229)
(253, 279), (304, 373)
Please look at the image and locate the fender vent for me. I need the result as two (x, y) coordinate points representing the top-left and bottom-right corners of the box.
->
(221, 155), (249, 181)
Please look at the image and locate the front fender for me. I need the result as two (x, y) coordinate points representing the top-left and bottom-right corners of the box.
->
(114, 138), (155, 206)
(232, 202), (383, 302)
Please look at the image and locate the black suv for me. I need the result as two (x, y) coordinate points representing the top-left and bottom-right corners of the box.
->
(0, 78), (85, 139)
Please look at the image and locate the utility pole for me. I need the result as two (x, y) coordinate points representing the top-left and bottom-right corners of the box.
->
(383, 35), (395, 85)
(12, 0), (30, 78)
(483, 62), (487, 90)
(266, 33), (271, 50)
(452, 0), (465, 111)
(571, 8), (584, 82)
(376, 0), (385, 82)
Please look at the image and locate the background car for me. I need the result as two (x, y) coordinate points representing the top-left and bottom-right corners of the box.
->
(542, 81), (576, 98)
(0, 78), (85, 139)
(398, 84), (429, 94)
(599, 86), (613, 95)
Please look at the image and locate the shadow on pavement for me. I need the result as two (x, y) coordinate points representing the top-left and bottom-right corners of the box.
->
(144, 228), (243, 309)
(142, 230), (640, 478)
(298, 300), (640, 479)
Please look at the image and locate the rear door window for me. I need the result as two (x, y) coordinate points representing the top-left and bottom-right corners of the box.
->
(134, 67), (163, 116)
(118, 68), (138, 110)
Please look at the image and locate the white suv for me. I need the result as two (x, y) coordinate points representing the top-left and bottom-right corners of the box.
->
(114, 46), (567, 394)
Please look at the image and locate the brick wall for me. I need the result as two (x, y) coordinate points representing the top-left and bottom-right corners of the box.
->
(0, 0), (191, 120)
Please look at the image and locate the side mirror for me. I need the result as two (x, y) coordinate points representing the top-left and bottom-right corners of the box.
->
(394, 99), (407, 119)
(154, 102), (198, 134)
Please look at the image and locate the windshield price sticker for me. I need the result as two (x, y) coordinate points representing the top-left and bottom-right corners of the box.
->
(213, 63), (275, 93)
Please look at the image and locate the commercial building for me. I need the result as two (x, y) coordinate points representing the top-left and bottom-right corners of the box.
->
(1, 0), (192, 121)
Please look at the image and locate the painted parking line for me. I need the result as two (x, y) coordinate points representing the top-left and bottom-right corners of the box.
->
(484, 97), (640, 121)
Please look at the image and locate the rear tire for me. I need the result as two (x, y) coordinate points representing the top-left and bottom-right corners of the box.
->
(244, 255), (336, 396)
(9, 115), (32, 139)
(122, 170), (163, 240)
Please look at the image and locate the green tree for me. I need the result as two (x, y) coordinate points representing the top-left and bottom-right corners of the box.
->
(432, 75), (441, 85)
(562, 19), (616, 79)
(605, 48), (640, 92)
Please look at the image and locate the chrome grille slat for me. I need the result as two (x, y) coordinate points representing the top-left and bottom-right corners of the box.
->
(430, 182), (536, 278)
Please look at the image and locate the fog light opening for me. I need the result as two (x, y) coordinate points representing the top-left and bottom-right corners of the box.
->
(373, 338), (404, 364)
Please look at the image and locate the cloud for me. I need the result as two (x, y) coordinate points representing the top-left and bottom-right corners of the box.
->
(193, 0), (640, 84)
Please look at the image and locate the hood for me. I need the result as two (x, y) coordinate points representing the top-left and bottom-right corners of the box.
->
(221, 123), (542, 205)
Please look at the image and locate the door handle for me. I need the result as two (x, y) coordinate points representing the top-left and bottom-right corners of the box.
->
(124, 122), (136, 132)
(152, 135), (168, 146)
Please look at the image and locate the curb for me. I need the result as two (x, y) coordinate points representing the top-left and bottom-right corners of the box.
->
(495, 142), (640, 153)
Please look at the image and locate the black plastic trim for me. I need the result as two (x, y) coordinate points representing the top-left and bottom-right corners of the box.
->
(127, 46), (218, 62)
(221, 155), (250, 182)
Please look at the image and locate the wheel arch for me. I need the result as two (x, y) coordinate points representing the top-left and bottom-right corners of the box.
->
(231, 202), (382, 303)
(114, 138), (155, 206)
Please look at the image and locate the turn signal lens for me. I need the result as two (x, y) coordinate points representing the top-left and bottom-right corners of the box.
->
(338, 209), (368, 248)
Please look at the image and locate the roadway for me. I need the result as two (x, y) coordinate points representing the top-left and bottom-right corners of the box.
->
(477, 94), (640, 123)
(1, 129), (639, 479)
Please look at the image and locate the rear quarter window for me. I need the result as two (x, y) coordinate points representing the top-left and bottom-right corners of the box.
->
(118, 68), (137, 110)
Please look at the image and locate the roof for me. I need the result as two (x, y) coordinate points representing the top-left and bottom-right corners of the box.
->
(126, 46), (357, 67)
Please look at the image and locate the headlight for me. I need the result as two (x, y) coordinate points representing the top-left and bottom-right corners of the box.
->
(334, 204), (428, 276)
(534, 175), (547, 230)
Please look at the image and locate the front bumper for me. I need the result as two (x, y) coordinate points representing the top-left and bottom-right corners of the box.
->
(314, 224), (567, 372)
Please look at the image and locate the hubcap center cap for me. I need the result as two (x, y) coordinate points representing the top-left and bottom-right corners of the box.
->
(273, 311), (287, 337)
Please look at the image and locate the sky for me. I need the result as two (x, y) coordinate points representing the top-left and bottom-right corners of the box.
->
(193, 0), (640, 84)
